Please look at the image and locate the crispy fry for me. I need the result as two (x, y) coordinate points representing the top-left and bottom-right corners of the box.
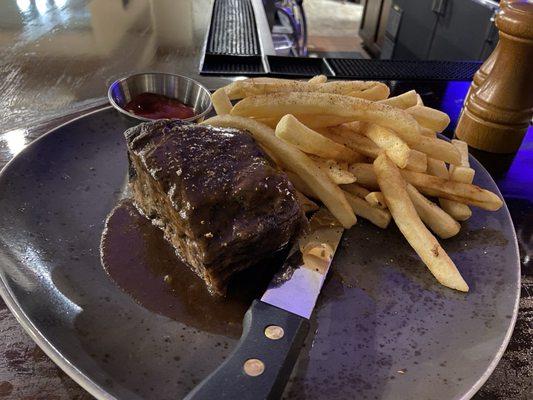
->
(231, 92), (421, 139)
(348, 83), (390, 101)
(406, 135), (460, 165)
(340, 182), (371, 198)
(365, 192), (387, 209)
(404, 149), (427, 173)
(419, 127), (437, 137)
(378, 90), (417, 109)
(415, 93), (424, 106)
(406, 105), (451, 132)
(427, 158), (472, 221)
(311, 157), (357, 184)
(202, 115), (356, 227)
(400, 169), (503, 211)
(211, 87), (233, 115)
(295, 190), (319, 213)
(327, 126), (382, 158)
(374, 155), (468, 291)
(308, 75), (327, 84)
(348, 163), (379, 190)
(363, 123), (411, 168)
(344, 191), (391, 229)
(225, 80), (383, 100)
(449, 139), (475, 183)
(349, 162), (503, 211)
(285, 171), (317, 199)
(275, 114), (365, 162)
(406, 184), (461, 239)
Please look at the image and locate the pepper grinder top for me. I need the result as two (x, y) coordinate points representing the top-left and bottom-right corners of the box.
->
(455, 0), (533, 153)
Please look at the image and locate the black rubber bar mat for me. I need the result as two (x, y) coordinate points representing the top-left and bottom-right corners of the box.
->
(201, 55), (266, 76)
(266, 56), (334, 77)
(326, 59), (482, 81)
(206, 0), (260, 56)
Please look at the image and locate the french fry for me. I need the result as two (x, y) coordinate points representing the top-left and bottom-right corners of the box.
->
(344, 191), (391, 229)
(327, 126), (382, 158)
(363, 123), (411, 168)
(348, 163), (379, 190)
(407, 135), (461, 165)
(295, 190), (319, 213)
(231, 92), (421, 139)
(211, 87), (233, 115)
(415, 93), (424, 106)
(275, 114), (365, 162)
(378, 90), (417, 109)
(406, 184), (461, 239)
(365, 192), (387, 209)
(400, 169), (503, 211)
(339, 121), (365, 134)
(348, 83), (390, 101)
(308, 75), (327, 84)
(350, 162), (503, 211)
(449, 139), (475, 183)
(419, 127), (437, 137)
(374, 154), (468, 292)
(285, 171), (317, 199)
(404, 149), (428, 173)
(427, 158), (472, 221)
(225, 80), (383, 100)
(406, 105), (451, 132)
(288, 114), (356, 129)
(311, 157), (357, 184)
(340, 182), (371, 198)
(202, 115), (356, 228)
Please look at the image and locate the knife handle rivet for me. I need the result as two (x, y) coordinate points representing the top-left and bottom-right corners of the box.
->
(243, 358), (265, 377)
(264, 325), (285, 340)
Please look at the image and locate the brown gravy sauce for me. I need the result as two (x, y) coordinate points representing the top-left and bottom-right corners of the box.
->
(100, 200), (284, 338)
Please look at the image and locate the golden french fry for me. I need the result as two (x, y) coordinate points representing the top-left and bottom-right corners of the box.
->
(231, 92), (421, 139)
(407, 135), (461, 165)
(308, 75), (327, 84)
(211, 87), (233, 115)
(255, 117), (279, 129)
(311, 157), (357, 184)
(350, 162), (503, 211)
(275, 114), (365, 162)
(400, 169), (503, 211)
(404, 149), (428, 173)
(225, 80), (383, 100)
(340, 121), (365, 134)
(378, 90), (417, 109)
(363, 123), (411, 168)
(340, 182), (371, 198)
(452, 139), (470, 166)
(290, 114), (357, 129)
(202, 115), (356, 228)
(348, 83), (390, 101)
(406, 184), (461, 239)
(365, 192), (387, 209)
(449, 139), (475, 183)
(327, 126), (381, 159)
(295, 190), (319, 213)
(418, 158), (472, 221)
(348, 163), (379, 190)
(406, 105), (451, 132)
(285, 171), (317, 199)
(374, 155), (468, 292)
(419, 127), (437, 137)
(449, 166), (475, 183)
(415, 93), (424, 106)
(344, 191), (391, 229)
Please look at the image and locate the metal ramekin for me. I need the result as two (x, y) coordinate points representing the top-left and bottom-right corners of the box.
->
(107, 72), (212, 123)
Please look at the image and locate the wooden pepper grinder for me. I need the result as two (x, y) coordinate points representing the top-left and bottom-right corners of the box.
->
(455, 0), (533, 153)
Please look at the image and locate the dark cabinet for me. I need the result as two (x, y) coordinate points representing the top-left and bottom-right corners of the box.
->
(361, 0), (498, 61)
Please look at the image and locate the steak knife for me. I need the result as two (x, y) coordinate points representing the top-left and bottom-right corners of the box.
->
(185, 209), (344, 400)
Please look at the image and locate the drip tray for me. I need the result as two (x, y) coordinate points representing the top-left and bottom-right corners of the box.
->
(201, 55), (266, 76)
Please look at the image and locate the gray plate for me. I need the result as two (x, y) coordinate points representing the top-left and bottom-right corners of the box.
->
(0, 107), (520, 400)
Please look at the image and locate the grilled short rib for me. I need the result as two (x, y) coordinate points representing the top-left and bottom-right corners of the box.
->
(125, 120), (307, 295)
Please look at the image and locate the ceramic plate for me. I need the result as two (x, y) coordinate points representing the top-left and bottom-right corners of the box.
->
(0, 107), (520, 400)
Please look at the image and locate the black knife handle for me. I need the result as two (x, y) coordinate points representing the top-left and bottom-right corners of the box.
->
(184, 300), (310, 400)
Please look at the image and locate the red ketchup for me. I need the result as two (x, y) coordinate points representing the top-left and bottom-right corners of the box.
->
(124, 92), (196, 120)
